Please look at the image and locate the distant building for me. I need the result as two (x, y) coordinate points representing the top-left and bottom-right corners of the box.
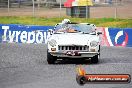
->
(64, 0), (93, 18)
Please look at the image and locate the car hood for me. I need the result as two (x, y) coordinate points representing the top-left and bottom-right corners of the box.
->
(49, 33), (99, 45)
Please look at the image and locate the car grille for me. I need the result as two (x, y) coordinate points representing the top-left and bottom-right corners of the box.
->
(58, 45), (88, 51)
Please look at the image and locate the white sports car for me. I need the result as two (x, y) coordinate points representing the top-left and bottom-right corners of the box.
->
(47, 19), (102, 64)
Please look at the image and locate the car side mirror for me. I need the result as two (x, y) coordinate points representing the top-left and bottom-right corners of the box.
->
(97, 32), (102, 35)
(48, 29), (54, 35)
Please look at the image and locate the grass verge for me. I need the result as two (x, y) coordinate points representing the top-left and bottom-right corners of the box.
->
(0, 16), (131, 28)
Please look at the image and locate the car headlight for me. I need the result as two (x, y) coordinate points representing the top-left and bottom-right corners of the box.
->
(90, 41), (98, 47)
(48, 39), (57, 47)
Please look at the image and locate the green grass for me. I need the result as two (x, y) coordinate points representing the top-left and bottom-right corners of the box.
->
(0, 16), (132, 28)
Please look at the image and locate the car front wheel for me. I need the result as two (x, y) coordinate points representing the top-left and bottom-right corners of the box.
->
(91, 54), (99, 64)
(47, 51), (56, 64)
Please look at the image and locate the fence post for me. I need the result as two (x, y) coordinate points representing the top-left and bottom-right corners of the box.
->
(32, 0), (35, 17)
(59, 0), (62, 18)
(8, 0), (10, 16)
(114, 0), (117, 18)
(86, 0), (90, 18)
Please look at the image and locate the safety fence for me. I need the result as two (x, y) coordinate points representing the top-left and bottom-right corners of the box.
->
(0, 0), (131, 18)
(0, 24), (132, 47)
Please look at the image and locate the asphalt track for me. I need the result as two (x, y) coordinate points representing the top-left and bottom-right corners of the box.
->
(0, 43), (132, 88)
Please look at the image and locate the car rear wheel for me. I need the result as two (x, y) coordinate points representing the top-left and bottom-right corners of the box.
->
(47, 51), (56, 64)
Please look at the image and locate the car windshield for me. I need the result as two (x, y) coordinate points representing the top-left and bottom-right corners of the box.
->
(54, 24), (95, 34)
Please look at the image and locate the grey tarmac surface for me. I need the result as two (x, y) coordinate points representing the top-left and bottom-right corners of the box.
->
(0, 43), (132, 88)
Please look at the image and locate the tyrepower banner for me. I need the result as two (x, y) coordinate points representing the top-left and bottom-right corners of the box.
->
(0, 24), (54, 43)
(97, 27), (132, 47)
(0, 24), (132, 47)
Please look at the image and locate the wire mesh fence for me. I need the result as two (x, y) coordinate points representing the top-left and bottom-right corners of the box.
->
(0, 0), (131, 18)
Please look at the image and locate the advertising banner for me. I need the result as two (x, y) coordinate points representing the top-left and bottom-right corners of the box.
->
(107, 28), (132, 47)
(97, 27), (132, 47)
(0, 24), (54, 43)
(0, 24), (132, 47)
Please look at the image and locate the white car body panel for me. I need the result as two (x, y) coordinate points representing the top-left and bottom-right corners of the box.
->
(47, 21), (100, 59)
(48, 33), (99, 46)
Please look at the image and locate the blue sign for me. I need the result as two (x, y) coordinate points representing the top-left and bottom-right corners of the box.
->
(0, 24), (54, 43)
(108, 28), (132, 47)
(0, 24), (132, 47)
